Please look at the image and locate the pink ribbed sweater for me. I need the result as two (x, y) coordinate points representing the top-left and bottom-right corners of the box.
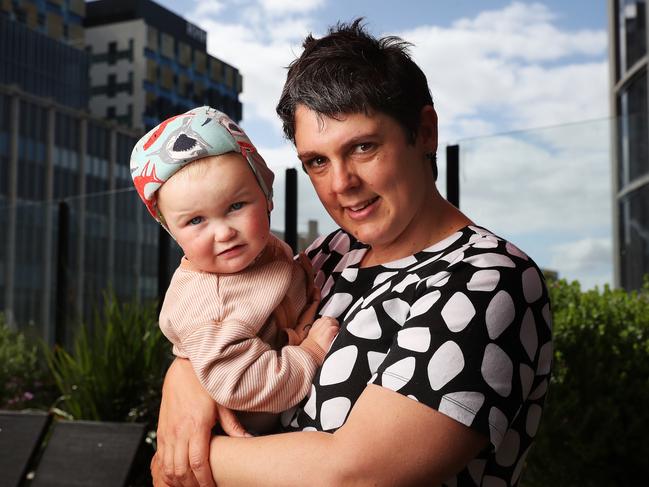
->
(159, 235), (325, 413)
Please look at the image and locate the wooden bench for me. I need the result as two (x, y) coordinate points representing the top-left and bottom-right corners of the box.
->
(0, 410), (148, 487)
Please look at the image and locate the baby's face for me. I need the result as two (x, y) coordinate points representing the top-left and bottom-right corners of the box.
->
(157, 153), (271, 274)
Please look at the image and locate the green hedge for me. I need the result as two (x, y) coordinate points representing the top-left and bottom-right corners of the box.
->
(524, 279), (649, 487)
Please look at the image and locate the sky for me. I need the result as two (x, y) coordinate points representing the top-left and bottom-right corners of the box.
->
(155, 0), (612, 289)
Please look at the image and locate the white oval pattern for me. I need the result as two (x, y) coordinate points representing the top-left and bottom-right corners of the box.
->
(397, 327), (431, 353)
(485, 290), (515, 339)
(303, 385), (317, 419)
(382, 298), (410, 326)
(346, 307), (382, 339)
(441, 292), (476, 332)
(467, 269), (500, 292)
(481, 343), (513, 397)
(520, 308), (538, 361)
(439, 391), (485, 427)
(526, 404), (543, 436)
(341, 267), (358, 282)
(320, 397), (351, 431)
(328, 231), (350, 254)
(520, 364), (534, 400)
(382, 356), (416, 391)
(522, 267), (543, 303)
(428, 341), (465, 390)
(319, 346), (358, 386)
(373, 271), (398, 287)
(495, 430), (520, 467)
(409, 290), (441, 319)
(465, 253), (516, 268)
(367, 351), (388, 375)
(320, 292), (353, 318)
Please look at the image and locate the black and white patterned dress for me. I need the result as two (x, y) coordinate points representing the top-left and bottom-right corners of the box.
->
(282, 225), (552, 487)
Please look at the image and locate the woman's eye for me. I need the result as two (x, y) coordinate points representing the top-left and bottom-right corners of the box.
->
(230, 202), (245, 211)
(189, 216), (203, 225)
(306, 156), (327, 169)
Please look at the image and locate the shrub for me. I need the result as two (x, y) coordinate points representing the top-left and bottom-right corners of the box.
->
(523, 279), (649, 487)
(0, 315), (56, 410)
(46, 293), (172, 425)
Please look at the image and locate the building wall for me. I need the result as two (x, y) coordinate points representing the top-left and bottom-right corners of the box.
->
(609, 0), (649, 290)
(0, 14), (90, 109)
(85, 0), (243, 131)
(0, 85), (177, 345)
(87, 19), (147, 127)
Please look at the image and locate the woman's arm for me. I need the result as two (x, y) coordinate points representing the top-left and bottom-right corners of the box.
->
(209, 384), (488, 487)
(155, 358), (249, 487)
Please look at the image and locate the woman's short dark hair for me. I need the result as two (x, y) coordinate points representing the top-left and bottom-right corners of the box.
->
(276, 18), (434, 144)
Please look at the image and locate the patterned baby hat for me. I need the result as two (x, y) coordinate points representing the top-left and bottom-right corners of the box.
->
(130, 106), (274, 224)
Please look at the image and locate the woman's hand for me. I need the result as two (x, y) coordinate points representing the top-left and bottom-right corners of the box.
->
(153, 358), (249, 487)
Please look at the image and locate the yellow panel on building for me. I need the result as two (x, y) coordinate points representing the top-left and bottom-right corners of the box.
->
(236, 73), (243, 94)
(178, 74), (189, 97)
(224, 66), (234, 90)
(178, 42), (191, 67)
(209, 58), (222, 83)
(25, 2), (38, 29)
(160, 32), (174, 59)
(146, 59), (158, 83)
(194, 51), (206, 74)
(46, 12), (64, 41)
(69, 0), (85, 16)
(194, 80), (204, 99)
(147, 25), (158, 51)
(69, 23), (85, 49)
(161, 66), (174, 91)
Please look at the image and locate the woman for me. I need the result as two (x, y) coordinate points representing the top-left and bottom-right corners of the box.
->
(152, 20), (552, 487)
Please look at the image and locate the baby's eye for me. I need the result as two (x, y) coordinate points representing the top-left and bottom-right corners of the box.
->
(189, 216), (203, 225)
(230, 202), (245, 211)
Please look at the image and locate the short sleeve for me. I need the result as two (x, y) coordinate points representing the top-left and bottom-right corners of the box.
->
(371, 252), (551, 450)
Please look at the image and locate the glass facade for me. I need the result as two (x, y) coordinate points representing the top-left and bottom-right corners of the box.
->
(0, 14), (90, 109)
(618, 0), (647, 75)
(613, 0), (649, 290)
(617, 69), (648, 187)
(0, 88), (180, 345)
(619, 185), (649, 288)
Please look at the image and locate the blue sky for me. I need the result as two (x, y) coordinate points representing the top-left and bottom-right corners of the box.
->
(154, 0), (613, 288)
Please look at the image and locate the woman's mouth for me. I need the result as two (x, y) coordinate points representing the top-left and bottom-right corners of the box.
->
(344, 196), (380, 219)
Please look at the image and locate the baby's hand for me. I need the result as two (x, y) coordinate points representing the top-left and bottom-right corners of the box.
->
(307, 316), (339, 352)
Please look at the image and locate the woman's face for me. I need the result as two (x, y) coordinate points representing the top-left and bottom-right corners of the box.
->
(294, 104), (439, 261)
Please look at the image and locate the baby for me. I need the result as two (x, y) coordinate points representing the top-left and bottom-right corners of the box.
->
(130, 106), (338, 423)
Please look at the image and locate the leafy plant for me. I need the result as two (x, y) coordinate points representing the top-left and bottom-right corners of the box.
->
(46, 293), (172, 425)
(523, 278), (649, 487)
(0, 315), (55, 410)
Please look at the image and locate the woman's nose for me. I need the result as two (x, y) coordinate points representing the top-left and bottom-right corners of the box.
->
(330, 161), (360, 194)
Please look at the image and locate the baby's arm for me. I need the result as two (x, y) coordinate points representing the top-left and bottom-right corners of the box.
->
(179, 317), (337, 413)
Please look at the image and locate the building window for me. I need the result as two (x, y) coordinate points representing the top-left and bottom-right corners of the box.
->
(108, 41), (117, 65)
(618, 0), (647, 74)
(107, 106), (115, 119)
(617, 68), (648, 188)
(107, 74), (116, 97)
(619, 184), (649, 290)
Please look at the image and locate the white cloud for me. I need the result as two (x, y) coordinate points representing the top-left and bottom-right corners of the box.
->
(259, 0), (324, 15)
(185, 0), (613, 286)
(192, 0), (225, 17)
(549, 237), (613, 289)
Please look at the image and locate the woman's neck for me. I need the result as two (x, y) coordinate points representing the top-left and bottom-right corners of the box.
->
(360, 197), (473, 268)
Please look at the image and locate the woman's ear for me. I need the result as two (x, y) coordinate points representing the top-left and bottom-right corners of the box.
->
(418, 105), (438, 153)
